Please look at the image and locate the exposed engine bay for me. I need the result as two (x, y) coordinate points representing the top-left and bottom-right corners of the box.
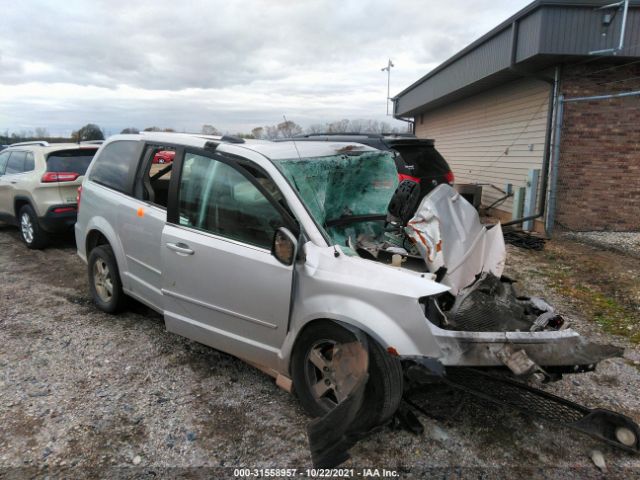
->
(339, 180), (565, 335)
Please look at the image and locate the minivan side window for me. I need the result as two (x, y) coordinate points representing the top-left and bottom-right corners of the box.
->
(89, 141), (139, 194)
(5, 151), (28, 174)
(177, 153), (284, 249)
(0, 151), (10, 175)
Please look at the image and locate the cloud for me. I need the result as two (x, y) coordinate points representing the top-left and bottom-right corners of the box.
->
(0, 0), (531, 135)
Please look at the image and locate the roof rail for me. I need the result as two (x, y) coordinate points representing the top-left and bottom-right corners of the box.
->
(9, 141), (50, 147)
(203, 135), (246, 152)
(80, 140), (104, 145)
(219, 135), (245, 144)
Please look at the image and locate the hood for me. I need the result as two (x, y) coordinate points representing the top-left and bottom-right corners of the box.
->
(405, 184), (506, 294)
(303, 242), (450, 299)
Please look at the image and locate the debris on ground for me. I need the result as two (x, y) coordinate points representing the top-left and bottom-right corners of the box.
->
(503, 227), (546, 251)
(590, 449), (607, 472)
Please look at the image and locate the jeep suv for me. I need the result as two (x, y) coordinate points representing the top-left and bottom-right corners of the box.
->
(0, 141), (98, 248)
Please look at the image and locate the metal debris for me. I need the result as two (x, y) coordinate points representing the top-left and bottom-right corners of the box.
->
(503, 228), (546, 250)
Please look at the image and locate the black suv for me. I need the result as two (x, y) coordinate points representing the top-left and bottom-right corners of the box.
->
(282, 133), (454, 199)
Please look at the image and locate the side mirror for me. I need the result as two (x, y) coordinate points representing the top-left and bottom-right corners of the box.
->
(272, 227), (298, 266)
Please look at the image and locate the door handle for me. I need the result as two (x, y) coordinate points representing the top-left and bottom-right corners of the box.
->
(166, 242), (194, 256)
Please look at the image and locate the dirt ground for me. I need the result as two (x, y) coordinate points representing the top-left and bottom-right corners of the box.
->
(1, 225), (639, 479)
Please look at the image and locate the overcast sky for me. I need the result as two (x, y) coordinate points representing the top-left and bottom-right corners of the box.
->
(0, 0), (532, 136)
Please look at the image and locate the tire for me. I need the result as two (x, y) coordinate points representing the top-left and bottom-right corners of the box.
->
(291, 321), (403, 432)
(88, 245), (126, 314)
(18, 204), (49, 249)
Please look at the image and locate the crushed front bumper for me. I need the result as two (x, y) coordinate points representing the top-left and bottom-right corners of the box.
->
(432, 328), (623, 373)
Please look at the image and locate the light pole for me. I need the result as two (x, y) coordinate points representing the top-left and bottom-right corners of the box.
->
(381, 59), (394, 115)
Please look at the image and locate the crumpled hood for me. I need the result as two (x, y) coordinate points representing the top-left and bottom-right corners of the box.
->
(303, 242), (450, 299)
(405, 184), (506, 295)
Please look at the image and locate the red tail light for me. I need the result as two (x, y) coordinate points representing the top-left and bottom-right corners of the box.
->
(41, 172), (80, 183)
(445, 171), (455, 184)
(398, 173), (421, 183)
(76, 186), (82, 210)
(52, 206), (77, 214)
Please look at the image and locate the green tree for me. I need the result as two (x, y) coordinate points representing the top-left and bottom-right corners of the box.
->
(73, 123), (104, 141)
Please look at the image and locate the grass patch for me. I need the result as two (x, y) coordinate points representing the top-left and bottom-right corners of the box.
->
(538, 249), (640, 344)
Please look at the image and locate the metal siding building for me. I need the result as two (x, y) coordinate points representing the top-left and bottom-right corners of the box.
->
(415, 78), (550, 214)
(394, 0), (640, 231)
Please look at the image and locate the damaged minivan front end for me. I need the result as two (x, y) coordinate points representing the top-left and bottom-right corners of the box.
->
(275, 150), (622, 379)
(269, 145), (637, 466)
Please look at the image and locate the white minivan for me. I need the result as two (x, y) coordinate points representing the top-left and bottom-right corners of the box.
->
(75, 132), (622, 433)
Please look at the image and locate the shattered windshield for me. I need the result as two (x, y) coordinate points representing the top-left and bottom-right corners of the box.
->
(274, 151), (398, 250)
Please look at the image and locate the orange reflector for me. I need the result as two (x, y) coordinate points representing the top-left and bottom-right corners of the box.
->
(387, 347), (399, 356)
(137, 207), (144, 217)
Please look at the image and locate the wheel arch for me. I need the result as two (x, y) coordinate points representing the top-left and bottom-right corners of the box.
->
(81, 218), (129, 289)
(14, 195), (35, 218)
(283, 298), (440, 376)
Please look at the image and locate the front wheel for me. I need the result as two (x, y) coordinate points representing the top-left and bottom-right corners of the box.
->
(291, 322), (403, 432)
(88, 245), (126, 313)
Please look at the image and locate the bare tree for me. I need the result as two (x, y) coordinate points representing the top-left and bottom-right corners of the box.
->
(201, 124), (220, 135)
(34, 127), (49, 138)
(276, 120), (302, 138)
(306, 124), (324, 134)
(251, 127), (265, 139)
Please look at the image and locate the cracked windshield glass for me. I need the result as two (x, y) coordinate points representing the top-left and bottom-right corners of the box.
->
(274, 151), (398, 252)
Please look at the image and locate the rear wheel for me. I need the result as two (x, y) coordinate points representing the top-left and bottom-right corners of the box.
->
(88, 245), (125, 313)
(18, 205), (48, 249)
(291, 322), (403, 432)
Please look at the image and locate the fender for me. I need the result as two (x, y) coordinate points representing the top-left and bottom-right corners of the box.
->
(278, 294), (444, 375)
(13, 195), (36, 217)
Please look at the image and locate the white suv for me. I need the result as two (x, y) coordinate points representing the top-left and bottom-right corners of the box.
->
(0, 141), (98, 248)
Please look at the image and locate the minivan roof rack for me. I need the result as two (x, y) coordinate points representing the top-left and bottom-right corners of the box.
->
(9, 141), (50, 147)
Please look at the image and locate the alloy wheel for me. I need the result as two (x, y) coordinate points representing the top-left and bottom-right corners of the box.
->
(20, 213), (34, 244)
(93, 259), (113, 303)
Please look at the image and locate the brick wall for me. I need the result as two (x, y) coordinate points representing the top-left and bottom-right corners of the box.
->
(556, 61), (640, 231)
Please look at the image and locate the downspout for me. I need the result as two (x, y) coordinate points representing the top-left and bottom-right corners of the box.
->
(501, 20), (559, 234)
(545, 94), (564, 235)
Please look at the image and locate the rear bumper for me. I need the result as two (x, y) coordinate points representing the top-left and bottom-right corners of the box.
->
(38, 204), (77, 232)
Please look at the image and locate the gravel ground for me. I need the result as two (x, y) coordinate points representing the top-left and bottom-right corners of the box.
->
(1, 225), (639, 479)
(563, 231), (640, 258)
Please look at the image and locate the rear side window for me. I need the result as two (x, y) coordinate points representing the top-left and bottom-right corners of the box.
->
(89, 141), (139, 194)
(0, 151), (10, 175)
(47, 149), (97, 175)
(393, 145), (450, 176)
(5, 151), (28, 174)
(24, 152), (35, 172)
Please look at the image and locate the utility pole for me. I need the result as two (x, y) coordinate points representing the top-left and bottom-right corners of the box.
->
(381, 59), (394, 115)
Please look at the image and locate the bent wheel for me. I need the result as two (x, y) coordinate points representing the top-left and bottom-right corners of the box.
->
(292, 322), (403, 432)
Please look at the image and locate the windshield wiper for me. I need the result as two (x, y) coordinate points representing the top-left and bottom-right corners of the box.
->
(324, 214), (387, 228)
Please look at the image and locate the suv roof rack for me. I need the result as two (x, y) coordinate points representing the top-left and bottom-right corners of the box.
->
(9, 141), (50, 147)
